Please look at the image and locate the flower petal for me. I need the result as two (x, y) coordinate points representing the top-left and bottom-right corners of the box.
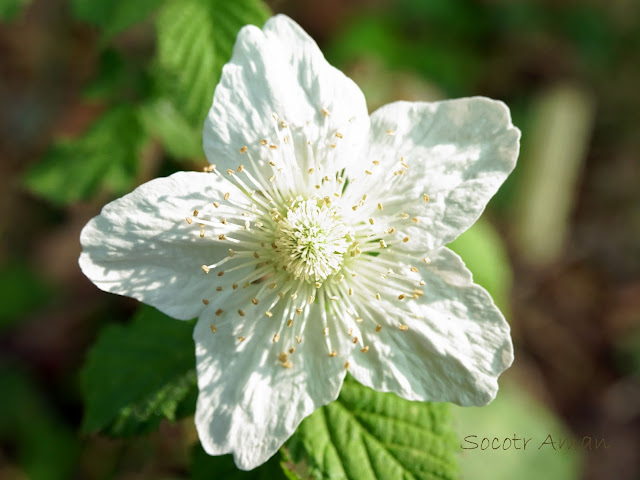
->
(347, 247), (513, 406)
(193, 288), (351, 470)
(79, 171), (248, 320)
(344, 97), (520, 251)
(203, 15), (369, 185)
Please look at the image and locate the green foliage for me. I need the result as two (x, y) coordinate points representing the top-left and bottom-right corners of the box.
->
(0, 261), (52, 331)
(155, 0), (270, 127)
(453, 385), (582, 480)
(191, 444), (290, 480)
(80, 306), (197, 436)
(285, 377), (459, 480)
(0, 367), (79, 480)
(138, 99), (203, 159)
(71, 0), (165, 38)
(24, 106), (146, 206)
(0, 0), (31, 21)
(448, 219), (512, 312)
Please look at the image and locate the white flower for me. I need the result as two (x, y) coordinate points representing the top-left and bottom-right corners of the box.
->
(79, 14), (520, 470)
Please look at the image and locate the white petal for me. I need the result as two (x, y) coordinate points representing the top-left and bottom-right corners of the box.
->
(79, 172), (246, 320)
(345, 97), (520, 251)
(194, 289), (351, 470)
(203, 15), (369, 185)
(347, 247), (513, 406)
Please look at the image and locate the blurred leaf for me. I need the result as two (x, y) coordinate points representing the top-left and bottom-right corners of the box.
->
(0, 367), (79, 480)
(0, 261), (51, 331)
(81, 306), (197, 436)
(448, 219), (512, 312)
(154, 0), (270, 127)
(71, 0), (165, 38)
(0, 0), (31, 21)
(24, 106), (146, 206)
(285, 376), (458, 480)
(191, 444), (290, 480)
(453, 383), (583, 480)
(138, 99), (203, 159)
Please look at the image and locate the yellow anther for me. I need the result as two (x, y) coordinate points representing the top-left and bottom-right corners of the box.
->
(209, 324), (217, 333)
(273, 334), (280, 343)
(259, 139), (268, 145)
(251, 298), (259, 305)
(218, 234), (227, 240)
(323, 327), (329, 335)
(224, 192), (230, 200)
(403, 236), (410, 243)
(240, 146), (248, 153)
(352, 337), (358, 344)
(335, 132), (343, 138)
(355, 317), (363, 323)
(265, 311), (273, 318)
(202, 299), (209, 305)
(379, 240), (387, 248)
(237, 309), (246, 317)
(212, 201), (220, 208)
(186, 217), (193, 224)
(321, 108), (330, 117)
(215, 309), (223, 316)
(237, 164), (245, 173)
(201, 265), (210, 274)
(361, 346), (370, 353)
(289, 347), (295, 354)
(377, 203), (383, 210)
(376, 324), (382, 332)
(237, 336), (246, 342)
(344, 361), (350, 369)
(328, 351), (337, 357)
(423, 193), (430, 202)
(287, 319), (293, 327)
(398, 324), (409, 331)
(369, 218), (374, 225)
(398, 294), (406, 300)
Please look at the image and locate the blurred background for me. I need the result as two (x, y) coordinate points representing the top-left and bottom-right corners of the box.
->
(1, 0), (639, 478)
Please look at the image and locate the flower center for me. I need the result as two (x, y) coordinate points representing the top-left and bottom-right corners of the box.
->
(274, 199), (348, 282)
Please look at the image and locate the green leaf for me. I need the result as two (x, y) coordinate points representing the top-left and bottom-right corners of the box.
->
(0, 366), (79, 480)
(285, 377), (459, 480)
(0, 0), (31, 21)
(154, 0), (270, 127)
(80, 306), (197, 436)
(24, 106), (146, 206)
(138, 99), (203, 159)
(453, 383), (583, 480)
(191, 444), (290, 480)
(447, 219), (512, 313)
(0, 261), (52, 332)
(71, 0), (165, 38)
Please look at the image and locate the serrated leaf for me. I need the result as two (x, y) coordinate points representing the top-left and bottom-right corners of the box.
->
(285, 377), (459, 480)
(155, 0), (270, 127)
(191, 444), (290, 480)
(138, 99), (203, 159)
(24, 106), (145, 206)
(80, 306), (197, 436)
(71, 0), (165, 38)
(0, 0), (31, 21)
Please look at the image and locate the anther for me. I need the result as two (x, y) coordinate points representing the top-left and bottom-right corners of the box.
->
(186, 217), (193, 224)
(369, 218), (374, 225)
(352, 337), (358, 344)
(296, 336), (302, 344)
(213, 201), (220, 208)
(398, 294), (406, 300)
(232, 283), (238, 290)
(287, 319), (293, 327)
(377, 203), (383, 210)
(355, 318), (363, 323)
(265, 311), (273, 318)
(237, 309), (245, 317)
(386, 129), (396, 136)
(376, 324), (382, 332)
(202, 299), (209, 305)
(379, 240), (387, 248)
(237, 165), (244, 173)
(224, 192), (230, 200)
(269, 144), (278, 150)
(323, 327), (329, 335)
(335, 132), (343, 138)
(259, 139), (268, 145)
(215, 309), (223, 316)
(219, 234), (227, 240)
(238, 336), (246, 342)
(423, 193), (430, 202)
(328, 351), (337, 357)
(321, 108), (330, 117)
(216, 286), (222, 292)
(251, 298), (259, 305)
(403, 236), (410, 243)
(398, 324), (409, 331)
(273, 334), (280, 343)
(289, 347), (295, 354)
(240, 146), (248, 153)
(201, 265), (210, 274)
(199, 230), (205, 238)
(361, 346), (370, 353)
(209, 324), (217, 333)
(344, 361), (350, 369)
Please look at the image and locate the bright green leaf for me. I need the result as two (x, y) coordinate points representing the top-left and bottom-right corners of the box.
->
(191, 444), (290, 480)
(71, 0), (165, 38)
(24, 106), (145, 206)
(285, 377), (459, 480)
(155, 0), (270, 127)
(138, 99), (203, 159)
(80, 306), (197, 436)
